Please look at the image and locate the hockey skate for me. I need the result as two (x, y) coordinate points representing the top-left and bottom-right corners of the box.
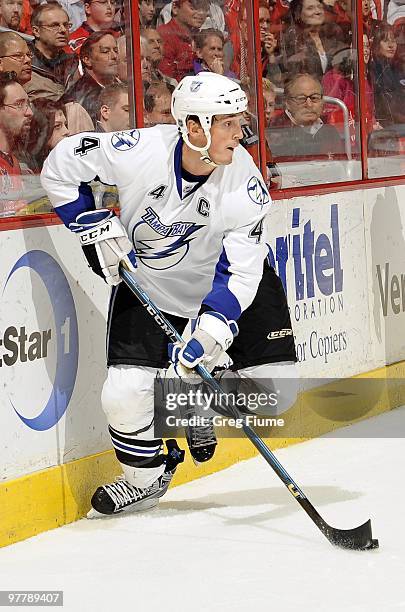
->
(88, 440), (184, 517)
(180, 403), (217, 464)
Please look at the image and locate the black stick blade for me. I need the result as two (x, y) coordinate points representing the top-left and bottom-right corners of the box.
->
(322, 518), (379, 550)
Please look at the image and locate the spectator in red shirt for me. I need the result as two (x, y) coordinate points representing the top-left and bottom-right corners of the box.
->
(69, 0), (119, 54)
(157, 0), (209, 82)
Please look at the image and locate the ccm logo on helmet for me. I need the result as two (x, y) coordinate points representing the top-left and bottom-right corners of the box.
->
(267, 329), (293, 340)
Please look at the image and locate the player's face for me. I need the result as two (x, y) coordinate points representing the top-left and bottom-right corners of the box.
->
(0, 38), (32, 85)
(0, 82), (33, 141)
(208, 114), (244, 165)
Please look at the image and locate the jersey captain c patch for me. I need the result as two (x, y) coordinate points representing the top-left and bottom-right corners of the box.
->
(247, 176), (270, 206)
(132, 207), (204, 270)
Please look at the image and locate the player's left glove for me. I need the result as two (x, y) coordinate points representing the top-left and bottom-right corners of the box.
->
(70, 208), (137, 286)
(167, 311), (238, 381)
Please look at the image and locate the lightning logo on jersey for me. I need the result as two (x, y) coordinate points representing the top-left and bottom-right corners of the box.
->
(132, 207), (204, 270)
(247, 176), (269, 206)
(111, 130), (140, 151)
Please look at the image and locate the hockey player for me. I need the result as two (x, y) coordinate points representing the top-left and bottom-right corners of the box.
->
(41, 72), (297, 516)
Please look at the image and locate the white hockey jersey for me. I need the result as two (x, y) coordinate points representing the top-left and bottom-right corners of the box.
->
(41, 125), (271, 320)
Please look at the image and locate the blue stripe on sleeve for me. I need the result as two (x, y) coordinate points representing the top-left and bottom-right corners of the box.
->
(54, 182), (96, 227)
(202, 248), (242, 321)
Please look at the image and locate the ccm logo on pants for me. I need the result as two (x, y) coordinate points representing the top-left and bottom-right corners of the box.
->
(267, 329), (293, 340)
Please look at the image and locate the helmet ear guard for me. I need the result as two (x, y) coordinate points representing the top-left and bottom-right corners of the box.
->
(171, 73), (248, 162)
(178, 113), (213, 153)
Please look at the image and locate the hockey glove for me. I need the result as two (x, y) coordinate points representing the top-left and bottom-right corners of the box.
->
(70, 209), (137, 286)
(167, 311), (238, 381)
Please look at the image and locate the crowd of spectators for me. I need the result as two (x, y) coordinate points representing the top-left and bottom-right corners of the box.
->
(139, 0), (405, 173)
(2, 0), (405, 215)
(0, 0), (129, 216)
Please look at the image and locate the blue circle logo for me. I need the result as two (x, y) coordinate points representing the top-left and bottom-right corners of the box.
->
(3, 250), (79, 431)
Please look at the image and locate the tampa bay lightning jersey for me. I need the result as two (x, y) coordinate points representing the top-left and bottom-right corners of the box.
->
(41, 125), (271, 320)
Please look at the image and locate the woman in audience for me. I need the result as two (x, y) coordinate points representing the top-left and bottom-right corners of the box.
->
(26, 99), (69, 172)
(139, 0), (155, 27)
(193, 29), (236, 77)
(281, 0), (344, 79)
(371, 22), (405, 127)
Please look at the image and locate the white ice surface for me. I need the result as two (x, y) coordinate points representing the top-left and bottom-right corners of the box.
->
(1, 408), (405, 612)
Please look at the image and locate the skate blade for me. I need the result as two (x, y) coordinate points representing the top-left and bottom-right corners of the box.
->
(86, 498), (159, 519)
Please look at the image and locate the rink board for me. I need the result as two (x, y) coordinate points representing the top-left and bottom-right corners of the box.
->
(1, 185), (405, 546)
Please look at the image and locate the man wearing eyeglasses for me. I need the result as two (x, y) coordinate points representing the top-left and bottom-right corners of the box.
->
(0, 31), (32, 85)
(268, 72), (345, 159)
(26, 3), (79, 102)
(69, 0), (120, 54)
(0, 71), (32, 217)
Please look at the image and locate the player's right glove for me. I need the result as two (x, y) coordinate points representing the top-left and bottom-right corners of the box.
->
(70, 209), (136, 286)
(167, 311), (238, 381)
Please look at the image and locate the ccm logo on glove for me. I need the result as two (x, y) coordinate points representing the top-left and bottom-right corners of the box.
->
(79, 222), (113, 243)
(69, 208), (137, 286)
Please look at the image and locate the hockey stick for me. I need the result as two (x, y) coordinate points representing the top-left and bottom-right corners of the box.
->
(119, 263), (379, 551)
